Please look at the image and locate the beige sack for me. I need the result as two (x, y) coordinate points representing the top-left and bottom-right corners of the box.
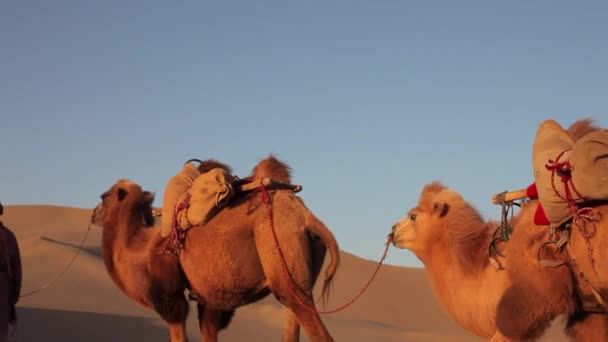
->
(187, 168), (236, 226)
(571, 129), (608, 199)
(161, 163), (200, 237)
(532, 119), (576, 225)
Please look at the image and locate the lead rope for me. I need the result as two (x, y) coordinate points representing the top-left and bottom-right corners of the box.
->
(20, 221), (92, 298)
(253, 180), (390, 314)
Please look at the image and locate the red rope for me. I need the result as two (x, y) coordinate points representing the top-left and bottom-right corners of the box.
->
(255, 180), (390, 315)
(159, 193), (190, 254)
(546, 150), (602, 264)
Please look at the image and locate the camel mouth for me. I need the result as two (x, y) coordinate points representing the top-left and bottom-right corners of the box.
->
(389, 233), (411, 249)
(91, 203), (105, 227)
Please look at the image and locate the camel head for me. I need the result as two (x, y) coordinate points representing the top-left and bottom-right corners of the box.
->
(92, 179), (155, 228)
(390, 182), (455, 255)
(390, 181), (488, 269)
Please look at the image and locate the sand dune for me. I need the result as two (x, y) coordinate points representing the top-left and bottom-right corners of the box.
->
(3, 205), (567, 341)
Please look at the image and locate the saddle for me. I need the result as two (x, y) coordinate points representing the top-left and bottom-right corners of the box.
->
(159, 160), (302, 238)
(160, 162), (235, 237)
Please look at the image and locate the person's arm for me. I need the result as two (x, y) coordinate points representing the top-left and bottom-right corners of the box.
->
(7, 230), (21, 304)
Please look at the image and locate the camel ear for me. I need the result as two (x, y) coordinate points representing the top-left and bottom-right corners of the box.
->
(434, 201), (449, 217)
(117, 188), (128, 201)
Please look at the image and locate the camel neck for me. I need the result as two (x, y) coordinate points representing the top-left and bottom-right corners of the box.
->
(423, 242), (498, 338)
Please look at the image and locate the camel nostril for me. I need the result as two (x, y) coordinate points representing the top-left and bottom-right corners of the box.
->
(388, 224), (397, 242)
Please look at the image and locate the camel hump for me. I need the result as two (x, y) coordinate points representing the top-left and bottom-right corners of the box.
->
(249, 155), (292, 184)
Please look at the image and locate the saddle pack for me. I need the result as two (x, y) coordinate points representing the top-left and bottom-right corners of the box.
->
(160, 162), (236, 237)
(532, 119), (608, 225)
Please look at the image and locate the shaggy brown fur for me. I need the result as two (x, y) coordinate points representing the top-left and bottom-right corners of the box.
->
(192, 159), (233, 175)
(566, 312), (608, 341)
(419, 182), (495, 274)
(391, 182), (512, 341)
(93, 156), (339, 342)
(250, 154), (292, 184)
(495, 200), (578, 341)
(497, 198), (608, 341)
(566, 118), (600, 140)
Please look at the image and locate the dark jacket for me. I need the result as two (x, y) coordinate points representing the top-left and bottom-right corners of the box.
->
(0, 221), (21, 322)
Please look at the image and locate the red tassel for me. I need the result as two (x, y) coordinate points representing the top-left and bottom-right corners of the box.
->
(534, 203), (550, 225)
(527, 183), (539, 199)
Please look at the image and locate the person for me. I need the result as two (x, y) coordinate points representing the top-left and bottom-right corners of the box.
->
(0, 202), (21, 342)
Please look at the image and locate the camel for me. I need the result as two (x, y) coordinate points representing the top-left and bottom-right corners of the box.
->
(496, 119), (608, 341)
(389, 181), (515, 341)
(389, 120), (608, 341)
(92, 156), (340, 342)
(388, 181), (584, 341)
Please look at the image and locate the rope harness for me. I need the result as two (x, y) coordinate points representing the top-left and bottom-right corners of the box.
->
(545, 150), (602, 264)
(538, 149), (606, 308)
(250, 180), (390, 314)
(159, 193), (190, 255)
(488, 192), (521, 270)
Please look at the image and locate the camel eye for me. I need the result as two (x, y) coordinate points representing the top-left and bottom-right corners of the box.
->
(410, 214), (417, 222)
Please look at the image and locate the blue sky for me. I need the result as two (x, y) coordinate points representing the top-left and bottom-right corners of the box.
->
(2, 1), (607, 267)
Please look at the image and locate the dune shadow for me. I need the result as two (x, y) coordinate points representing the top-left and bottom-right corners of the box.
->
(16, 307), (169, 342)
(39, 236), (102, 258)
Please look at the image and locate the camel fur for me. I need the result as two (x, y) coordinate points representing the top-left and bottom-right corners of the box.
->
(92, 156), (339, 342)
(390, 182), (516, 341)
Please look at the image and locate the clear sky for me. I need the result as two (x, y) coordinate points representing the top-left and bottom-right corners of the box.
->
(2, 1), (607, 267)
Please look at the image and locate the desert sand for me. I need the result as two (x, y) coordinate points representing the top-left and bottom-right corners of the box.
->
(3, 205), (568, 341)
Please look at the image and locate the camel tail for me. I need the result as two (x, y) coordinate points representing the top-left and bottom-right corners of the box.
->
(306, 214), (340, 305)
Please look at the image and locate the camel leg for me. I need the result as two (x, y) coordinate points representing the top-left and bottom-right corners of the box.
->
(269, 257), (333, 340)
(566, 311), (608, 342)
(283, 307), (301, 342)
(197, 305), (219, 342)
(489, 331), (515, 342)
(147, 286), (189, 342)
(257, 251), (333, 340)
(281, 233), (328, 342)
(197, 304), (235, 342)
(168, 322), (188, 342)
(147, 291), (188, 341)
(148, 254), (190, 342)
(282, 297), (333, 342)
